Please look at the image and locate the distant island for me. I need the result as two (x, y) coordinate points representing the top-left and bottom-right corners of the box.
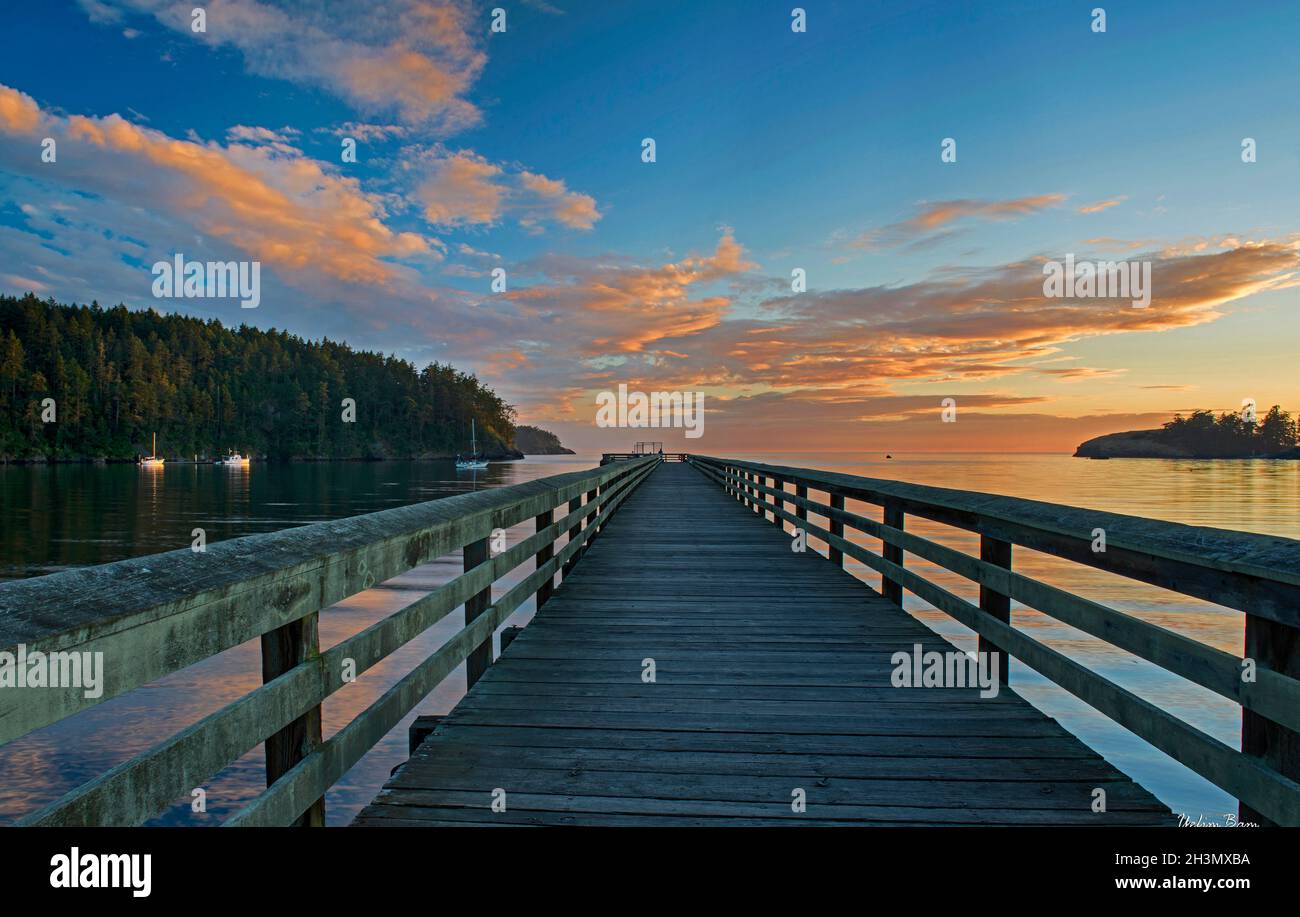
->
(1076, 406), (1300, 459)
(0, 293), (528, 462)
(513, 425), (574, 454)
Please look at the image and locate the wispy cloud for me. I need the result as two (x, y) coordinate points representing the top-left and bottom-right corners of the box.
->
(1078, 197), (1127, 214)
(839, 193), (1066, 252)
(79, 0), (487, 131)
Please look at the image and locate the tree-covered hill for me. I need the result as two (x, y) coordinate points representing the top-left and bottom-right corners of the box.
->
(0, 293), (519, 461)
(1076, 407), (1299, 459)
(513, 425), (574, 454)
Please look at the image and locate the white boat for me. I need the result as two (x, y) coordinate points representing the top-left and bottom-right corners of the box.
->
(216, 452), (250, 466)
(140, 432), (164, 467)
(455, 419), (490, 470)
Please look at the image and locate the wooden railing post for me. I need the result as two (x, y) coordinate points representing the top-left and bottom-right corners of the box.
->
(464, 536), (492, 688)
(978, 535), (1012, 685)
(795, 484), (808, 533)
(561, 496), (582, 578)
(829, 493), (845, 567)
(535, 508), (554, 608)
(1241, 616), (1300, 826)
(882, 503), (905, 605)
(261, 612), (324, 826)
(582, 486), (598, 556)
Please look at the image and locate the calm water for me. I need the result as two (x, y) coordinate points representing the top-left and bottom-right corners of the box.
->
(1, 452), (1296, 825)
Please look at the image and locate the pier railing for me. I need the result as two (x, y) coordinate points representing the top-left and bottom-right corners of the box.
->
(688, 455), (1300, 826)
(0, 455), (659, 826)
(601, 452), (688, 464)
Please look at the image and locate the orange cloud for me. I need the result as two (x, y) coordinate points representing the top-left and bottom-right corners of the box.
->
(413, 152), (602, 231)
(907, 194), (1067, 230)
(506, 232), (755, 357)
(1078, 197), (1126, 214)
(417, 151), (504, 226)
(843, 194), (1066, 251)
(0, 85), (433, 288)
(727, 242), (1300, 390)
(0, 85), (42, 134)
(518, 171), (600, 230)
(496, 237), (1300, 445)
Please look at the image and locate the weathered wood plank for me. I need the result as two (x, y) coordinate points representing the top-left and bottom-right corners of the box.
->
(354, 463), (1175, 827)
(422, 723), (1108, 758)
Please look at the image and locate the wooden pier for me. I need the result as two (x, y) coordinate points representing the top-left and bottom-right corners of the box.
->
(354, 463), (1171, 825)
(2, 455), (1298, 826)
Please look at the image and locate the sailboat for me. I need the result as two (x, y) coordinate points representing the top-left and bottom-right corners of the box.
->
(140, 432), (164, 467)
(455, 419), (490, 470)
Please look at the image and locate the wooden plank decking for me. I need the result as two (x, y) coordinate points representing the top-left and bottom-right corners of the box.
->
(353, 462), (1175, 826)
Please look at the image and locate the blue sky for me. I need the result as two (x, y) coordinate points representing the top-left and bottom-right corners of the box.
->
(1, 0), (1297, 450)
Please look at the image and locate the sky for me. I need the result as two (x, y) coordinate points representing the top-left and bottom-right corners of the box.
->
(0, 0), (1297, 453)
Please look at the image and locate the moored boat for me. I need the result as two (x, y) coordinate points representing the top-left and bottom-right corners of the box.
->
(139, 432), (164, 467)
(455, 419), (490, 470)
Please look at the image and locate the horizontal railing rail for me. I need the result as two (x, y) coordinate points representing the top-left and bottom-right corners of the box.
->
(687, 454), (1300, 826)
(0, 455), (660, 826)
(601, 452), (687, 464)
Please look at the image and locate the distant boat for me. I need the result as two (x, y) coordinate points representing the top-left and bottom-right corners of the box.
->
(216, 452), (250, 466)
(455, 419), (490, 471)
(140, 432), (164, 467)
